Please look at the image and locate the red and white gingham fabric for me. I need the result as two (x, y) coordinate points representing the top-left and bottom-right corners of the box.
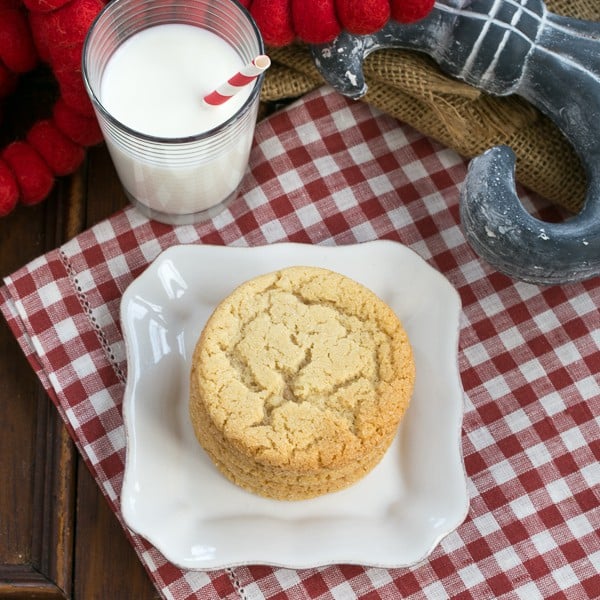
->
(1, 86), (599, 599)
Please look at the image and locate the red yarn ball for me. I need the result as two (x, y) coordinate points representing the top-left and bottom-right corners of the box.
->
(0, 158), (19, 216)
(250, 0), (295, 47)
(28, 0), (105, 67)
(2, 142), (54, 206)
(337, 0), (390, 35)
(53, 65), (95, 116)
(27, 119), (85, 176)
(53, 98), (103, 146)
(292, 0), (341, 44)
(391, 0), (435, 23)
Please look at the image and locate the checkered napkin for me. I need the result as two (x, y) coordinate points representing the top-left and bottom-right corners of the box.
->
(2, 86), (599, 599)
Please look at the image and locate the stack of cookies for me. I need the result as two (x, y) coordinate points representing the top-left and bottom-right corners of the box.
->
(189, 266), (415, 500)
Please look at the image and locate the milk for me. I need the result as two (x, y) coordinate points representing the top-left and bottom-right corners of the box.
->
(101, 24), (253, 138)
(97, 23), (258, 219)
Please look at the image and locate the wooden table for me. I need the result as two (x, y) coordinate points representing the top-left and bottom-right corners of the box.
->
(0, 143), (161, 598)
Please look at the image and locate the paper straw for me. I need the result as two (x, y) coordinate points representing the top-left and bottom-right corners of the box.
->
(203, 55), (271, 106)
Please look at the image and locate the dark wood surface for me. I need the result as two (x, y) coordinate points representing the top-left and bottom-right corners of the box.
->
(0, 144), (161, 598)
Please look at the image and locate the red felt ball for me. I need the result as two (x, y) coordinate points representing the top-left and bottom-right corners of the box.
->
(2, 141), (54, 206)
(27, 15), (50, 63)
(52, 65), (94, 116)
(292, 0), (340, 44)
(46, 35), (82, 73)
(0, 9), (38, 73)
(336, 0), (390, 35)
(28, 0), (105, 67)
(390, 0), (434, 23)
(27, 119), (85, 176)
(53, 99), (103, 146)
(249, 0), (295, 47)
(0, 158), (19, 216)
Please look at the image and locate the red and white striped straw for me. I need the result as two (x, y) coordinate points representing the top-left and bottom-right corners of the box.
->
(203, 54), (271, 106)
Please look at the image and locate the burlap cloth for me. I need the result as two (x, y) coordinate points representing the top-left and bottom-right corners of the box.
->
(261, 1), (599, 213)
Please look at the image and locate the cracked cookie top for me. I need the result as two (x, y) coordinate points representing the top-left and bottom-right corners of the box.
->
(190, 266), (415, 470)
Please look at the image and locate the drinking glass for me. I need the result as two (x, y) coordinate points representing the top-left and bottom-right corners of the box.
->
(83, 0), (265, 224)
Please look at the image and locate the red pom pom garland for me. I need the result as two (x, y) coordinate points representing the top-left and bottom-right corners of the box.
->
(247, 0), (434, 46)
(0, 0), (434, 215)
(0, 0), (108, 215)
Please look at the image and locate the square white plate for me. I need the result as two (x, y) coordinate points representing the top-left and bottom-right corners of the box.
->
(120, 241), (469, 570)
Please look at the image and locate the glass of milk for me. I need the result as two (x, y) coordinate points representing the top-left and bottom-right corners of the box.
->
(82, 0), (265, 224)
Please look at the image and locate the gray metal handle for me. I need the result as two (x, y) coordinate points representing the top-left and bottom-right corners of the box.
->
(310, 0), (600, 284)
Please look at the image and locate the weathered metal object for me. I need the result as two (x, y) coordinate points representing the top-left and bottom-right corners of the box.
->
(310, 0), (600, 284)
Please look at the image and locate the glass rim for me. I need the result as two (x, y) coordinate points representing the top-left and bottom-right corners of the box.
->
(81, 0), (265, 145)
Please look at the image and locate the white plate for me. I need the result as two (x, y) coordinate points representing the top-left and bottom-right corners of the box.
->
(120, 241), (469, 570)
